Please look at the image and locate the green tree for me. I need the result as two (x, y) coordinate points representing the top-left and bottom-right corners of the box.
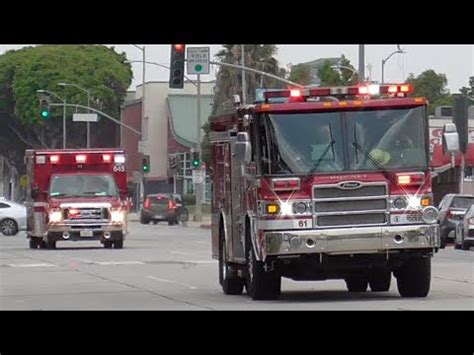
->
(288, 64), (311, 85)
(406, 69), (452, 114)
(0, 45), (133, 158)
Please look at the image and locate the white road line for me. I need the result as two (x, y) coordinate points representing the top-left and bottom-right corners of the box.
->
(7, 263), (58, 268)
(183, 260), (217, 264)
(147, 276), (197, 289)
(71, 258), (93, 263)
(169, 251), (191, 255)
(94, 261), (145, 266)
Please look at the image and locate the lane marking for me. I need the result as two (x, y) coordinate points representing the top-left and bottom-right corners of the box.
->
(147, 276), (197, 290)
(6, 263), (58, 268)
(93, 261), (145, 266)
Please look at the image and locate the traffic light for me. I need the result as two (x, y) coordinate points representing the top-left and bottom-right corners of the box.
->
(192, 150), (201, 169)
(141, 155), (150, 173)
(39, 98), (50, 119)
(169, 44), (186, 89)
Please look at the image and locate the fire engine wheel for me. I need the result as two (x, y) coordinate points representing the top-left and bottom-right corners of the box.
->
(245, 242), (281, 301)
(113, 240), (123, 249)
(345, 277), (368, 292)
(368, 271), (391, 292)
(46, 241), (56, 249)
(104, 241), (113, 249)
(218, 230), (244, 295)
(396, 257), (431, 298)
(461, 241), (471, 251)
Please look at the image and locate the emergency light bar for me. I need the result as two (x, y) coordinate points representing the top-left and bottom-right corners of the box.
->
(34, 152), (126, 165)
(262, 83), (414, 101)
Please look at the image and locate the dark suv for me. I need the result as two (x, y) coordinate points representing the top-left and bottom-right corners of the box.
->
(140, 193), (189, 226)
(438, 194), (474, 248)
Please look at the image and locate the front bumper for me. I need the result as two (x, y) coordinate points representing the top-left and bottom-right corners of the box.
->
(264, 224), (439, 257)
(48, 223), (126, 234)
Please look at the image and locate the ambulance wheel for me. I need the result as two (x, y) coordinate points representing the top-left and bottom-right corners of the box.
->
(345, 276), (368, 292)
(29, 237), (41, 249)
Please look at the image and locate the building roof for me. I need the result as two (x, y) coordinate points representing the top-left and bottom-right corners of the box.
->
(167, 94), (214, 148)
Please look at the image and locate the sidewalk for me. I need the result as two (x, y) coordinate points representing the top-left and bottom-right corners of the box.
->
(128, 212), (211, 229)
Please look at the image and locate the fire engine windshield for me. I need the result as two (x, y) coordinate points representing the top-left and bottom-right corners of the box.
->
(261, 106), (427, 175)
(49, 174), (119, 198)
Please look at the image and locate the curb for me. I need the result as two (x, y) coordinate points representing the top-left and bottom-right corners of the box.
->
(200, 224), (212, 229)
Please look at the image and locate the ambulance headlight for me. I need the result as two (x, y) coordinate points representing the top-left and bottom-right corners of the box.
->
(111, 210), (125, 224)
(114, 154), (126, 164)
(49, 210), (62, 223)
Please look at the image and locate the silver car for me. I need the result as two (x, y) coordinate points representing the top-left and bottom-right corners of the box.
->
(454, 204), (474, 250)
(0, 198), (27, 236)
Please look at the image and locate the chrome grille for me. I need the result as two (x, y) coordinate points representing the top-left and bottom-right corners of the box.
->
(317, 213), (387, 226)
(313, 183), (388, 227)
(314, 185), (386, 199)
(63, 208), (108, 221)
(314, 199), (387, 213)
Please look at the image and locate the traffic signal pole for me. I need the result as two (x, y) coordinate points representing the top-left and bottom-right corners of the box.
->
(194, 74), (203, 222)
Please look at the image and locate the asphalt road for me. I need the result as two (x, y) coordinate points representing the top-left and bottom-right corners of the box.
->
(1, 221), (473, 310)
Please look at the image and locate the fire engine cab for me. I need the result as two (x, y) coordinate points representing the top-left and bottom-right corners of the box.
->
(210, 83), (460, 300)
(25, 149), (129, 249)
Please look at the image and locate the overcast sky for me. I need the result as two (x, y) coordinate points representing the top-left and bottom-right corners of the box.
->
(1, 45), (472, 93)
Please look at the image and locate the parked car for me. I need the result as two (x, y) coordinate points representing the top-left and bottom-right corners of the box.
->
(0, 197), (27, 236)
(140, 193), (189, 226)
(454, 204), (474, 250)
(438, 194), (474, 248)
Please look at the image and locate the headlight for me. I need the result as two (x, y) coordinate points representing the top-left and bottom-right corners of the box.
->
(293, 202), (308, 214)
(111, 210), (125, 224)
(279, 202), (293, 216)
(393, 197), (407, 209)
(422, 206), (439, 224)
(49, 211), (62, 223)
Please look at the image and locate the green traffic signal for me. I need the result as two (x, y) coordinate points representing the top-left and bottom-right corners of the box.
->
(41, 110), (49, 118)
(39, 99), (50, 119)
(192, 159), (201, 168)
(142, 156), (150, 173)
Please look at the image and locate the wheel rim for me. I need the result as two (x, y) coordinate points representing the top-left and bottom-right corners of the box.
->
(247, 247), (254, 285)
(1, 220), (16, 235)
(221, 239), (227, 280)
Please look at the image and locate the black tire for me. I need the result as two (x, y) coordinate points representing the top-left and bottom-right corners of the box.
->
(345, 276), (368, 292)
(246, 240), (281, 300)
(104, 241), (113, 249)
(440, 237), (446, 249)
(1, 218), (19, 236)
(140, 216), (150, 224)
(113, 240), (123, 249)
(46, 241), (56, 249)
(454, 242), (462, 250)
(29, 237), (40, 249)
(461, 242), (471, 251)
(369, 271), (391, 292)
(396, 257), (431, 298)
(39, 240), (48, 249)
(219, 231), (244, 295)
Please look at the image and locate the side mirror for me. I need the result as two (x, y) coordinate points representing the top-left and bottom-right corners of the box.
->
(442, 123), (460, 155)
(234, 132), (252, 165)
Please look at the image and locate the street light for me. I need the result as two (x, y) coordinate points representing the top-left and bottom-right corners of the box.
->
(330, 65), (359, 82)
(36, 89), (67, 149)
(381, 45), (405, 84)
(57, 82), (91, 148)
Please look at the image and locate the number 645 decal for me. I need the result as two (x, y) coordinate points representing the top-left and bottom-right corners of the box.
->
(113, 164), (125, 172)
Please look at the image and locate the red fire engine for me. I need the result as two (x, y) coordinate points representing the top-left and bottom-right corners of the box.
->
(25, 149), (129, 249)
(210, 83), (460, 300)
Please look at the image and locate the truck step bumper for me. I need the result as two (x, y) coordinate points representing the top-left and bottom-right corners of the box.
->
(264, 224), (439, 256)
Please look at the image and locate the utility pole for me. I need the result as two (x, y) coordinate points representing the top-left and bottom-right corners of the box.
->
(241, 44), (246, 104)
(194, 74), (203, 222)
(358, 45), (365, 82)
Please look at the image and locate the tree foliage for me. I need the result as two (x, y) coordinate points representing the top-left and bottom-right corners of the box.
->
(406, 69), (453, 114)
(0, 45), (133, 161)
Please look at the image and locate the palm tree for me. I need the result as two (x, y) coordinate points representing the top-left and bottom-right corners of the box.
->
(213, 44), (286, 112)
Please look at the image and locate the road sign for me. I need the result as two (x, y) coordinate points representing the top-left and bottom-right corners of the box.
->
(187, 47), (210, 75)
(20, 175), (28, 188)
(192, 169), (205, 184)
(138, 140), (148, 154)
(73, 113), (98, 122)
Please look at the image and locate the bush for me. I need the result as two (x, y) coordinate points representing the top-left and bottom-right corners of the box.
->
(183, 194), (196, 205)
